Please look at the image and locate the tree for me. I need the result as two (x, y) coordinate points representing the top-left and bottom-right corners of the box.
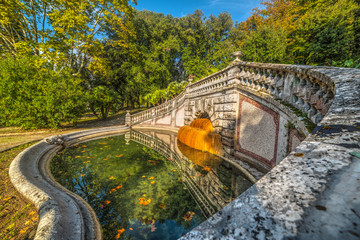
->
(88, 86), (121, 120)
(241, 24), (287, 63)
(289, 0), (360, 66)
(0, 0), (136, 75)
(0, 56), (86, 129)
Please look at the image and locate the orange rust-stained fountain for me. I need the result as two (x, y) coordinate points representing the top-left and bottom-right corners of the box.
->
(177, 118), (222, 155)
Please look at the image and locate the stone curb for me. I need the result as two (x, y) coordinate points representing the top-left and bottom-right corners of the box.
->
(9, 125), (130, 240)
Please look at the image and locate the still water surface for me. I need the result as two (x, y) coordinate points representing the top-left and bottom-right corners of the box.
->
(51, 130), (253, 240)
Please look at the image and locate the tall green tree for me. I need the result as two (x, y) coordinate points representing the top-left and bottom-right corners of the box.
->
(0, 56), (86, 129)
(0, 0), (136, 75)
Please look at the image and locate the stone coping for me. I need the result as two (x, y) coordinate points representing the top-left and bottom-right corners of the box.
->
(9, 126), (130, 240)
(179, 66), (360, 239)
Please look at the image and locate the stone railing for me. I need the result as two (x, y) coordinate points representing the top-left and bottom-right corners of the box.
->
(129, 87), (187, 125)
(187, 62), (335, 125)
(130, 56), (336, 127)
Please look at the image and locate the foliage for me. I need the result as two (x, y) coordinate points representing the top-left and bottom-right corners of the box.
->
(0, 0), (136, 75)
(102, 10), (236, 108)
(144, 81), (188, 106)
(241, 24), (287, 63)
(289, 0), (360, 65)
(0, 56), (86, 129)
(235, 0), (360, 67)
(88, 86), (121, 120)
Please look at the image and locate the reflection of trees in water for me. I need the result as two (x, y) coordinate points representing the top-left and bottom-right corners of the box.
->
(132, 130), (253, 218)
(50, 131), (253, 239)
(51, 136), (203, 240)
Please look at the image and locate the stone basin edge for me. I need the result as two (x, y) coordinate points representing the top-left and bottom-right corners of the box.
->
(9, 126), (130, 240)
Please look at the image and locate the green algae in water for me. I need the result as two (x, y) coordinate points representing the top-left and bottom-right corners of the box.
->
(51, 131), (253, 240)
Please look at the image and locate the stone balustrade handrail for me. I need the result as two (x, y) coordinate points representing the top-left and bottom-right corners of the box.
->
(130, 60), (343, 126)
(130, 87), (187, 125)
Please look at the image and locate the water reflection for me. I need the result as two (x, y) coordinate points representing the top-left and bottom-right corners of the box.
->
(131, 130), (253, 217)
(51, 130), (253, 240)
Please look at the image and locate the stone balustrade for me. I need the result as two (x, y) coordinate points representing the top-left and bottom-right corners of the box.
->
(130, 88), (187, 125)
(130, 59), (337, 127)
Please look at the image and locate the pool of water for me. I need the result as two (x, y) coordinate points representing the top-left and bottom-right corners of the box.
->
(50, 130), (253, 240)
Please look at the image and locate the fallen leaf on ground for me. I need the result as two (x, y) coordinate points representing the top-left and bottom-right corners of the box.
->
(28, 211), (36, 216)
(19, 227), (29, 234)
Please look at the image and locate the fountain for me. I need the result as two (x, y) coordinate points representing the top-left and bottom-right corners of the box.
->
(177, 118), (222, 155)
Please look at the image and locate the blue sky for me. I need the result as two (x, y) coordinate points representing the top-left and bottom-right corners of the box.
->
(133, 0), (263, 23)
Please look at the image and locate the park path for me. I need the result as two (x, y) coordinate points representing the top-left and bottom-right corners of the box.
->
(0, 113), (127, 152)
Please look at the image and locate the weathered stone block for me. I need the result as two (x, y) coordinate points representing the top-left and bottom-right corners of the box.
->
(215, 103), (237, 112)
(222, 137), (234, 147)
(223, 112), (237, 120)
(221, 129), (235, 138)
(224, 94), (237, 103)
(222, 120), (236, 130)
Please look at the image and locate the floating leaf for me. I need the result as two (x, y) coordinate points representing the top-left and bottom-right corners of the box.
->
(100, 200), (111, 208)
(202, 166), (211, 172)
(183, 211), (195, 221)
(293, 153), (305, 157)
(115, 228), (125, 239)
(139, 198), (151, 205)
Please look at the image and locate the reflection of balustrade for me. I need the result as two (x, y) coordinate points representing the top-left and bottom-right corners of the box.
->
(129, 130), (250, 218)
(130, 52), (336, 125)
